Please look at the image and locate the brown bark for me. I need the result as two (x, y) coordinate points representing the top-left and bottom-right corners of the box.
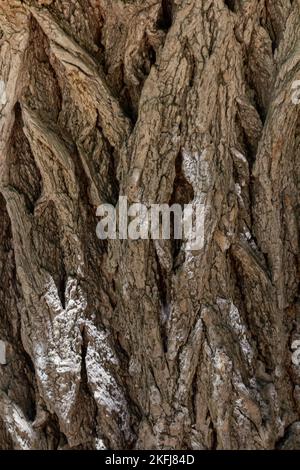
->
(0, 0), (300, 450)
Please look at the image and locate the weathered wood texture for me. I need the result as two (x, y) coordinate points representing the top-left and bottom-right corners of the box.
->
(0, 0), (300, 450)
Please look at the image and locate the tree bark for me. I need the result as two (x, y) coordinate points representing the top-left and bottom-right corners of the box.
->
(0, 0), (300, 450)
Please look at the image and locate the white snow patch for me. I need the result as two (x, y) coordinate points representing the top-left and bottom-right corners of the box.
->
(84, 321), (131, 439)
(212, 349), (232, 400)
(243, 229), (252, 241)
(0, 394), (37, 449)
(0, 80), (7, 106)
(95, 438), (107, 450)
(228, 302), (254, 363)
(217, 298), (254, 365)
(161, 302), (170, 324)
(231, 148), (248, 165)
(44, 276), (63, 314)
(0, 340), (7, 364)
(235, 183), (242, 196)
(34, 277), (86, 424)
(182, 148), (210, 192)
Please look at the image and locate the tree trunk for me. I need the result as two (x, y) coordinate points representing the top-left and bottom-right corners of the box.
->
(0, 0), (300, 450)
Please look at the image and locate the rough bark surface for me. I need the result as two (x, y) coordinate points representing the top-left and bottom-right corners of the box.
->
(0, 0), (300, 450)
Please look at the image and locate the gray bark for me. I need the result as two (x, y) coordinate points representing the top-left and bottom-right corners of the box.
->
(0, 0), (300, 450)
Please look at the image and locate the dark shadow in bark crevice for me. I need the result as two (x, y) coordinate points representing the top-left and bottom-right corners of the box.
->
(170, 151), (194, 266)
(157, 0), (174, 31)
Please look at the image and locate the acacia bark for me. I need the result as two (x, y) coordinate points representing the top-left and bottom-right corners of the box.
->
(0, 0), (300, 450)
